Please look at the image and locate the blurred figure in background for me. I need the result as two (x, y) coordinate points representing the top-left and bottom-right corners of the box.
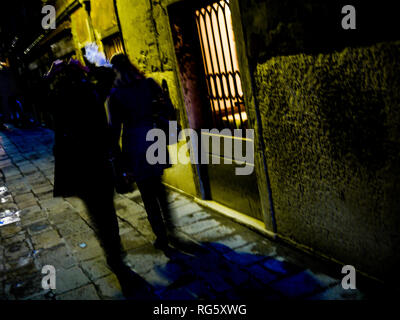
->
(8, 96), (23, 127)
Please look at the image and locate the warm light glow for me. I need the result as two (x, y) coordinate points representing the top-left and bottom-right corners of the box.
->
(195, 0), (247, 129)
(221, 111), (248, 128)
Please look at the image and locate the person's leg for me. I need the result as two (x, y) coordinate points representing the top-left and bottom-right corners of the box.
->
(136, 177), (169, 245)
(152, 177), (204, 254)
(80, 185), (155, 298)
(80, 184), (123, 264)
(153, 177), (174, 231)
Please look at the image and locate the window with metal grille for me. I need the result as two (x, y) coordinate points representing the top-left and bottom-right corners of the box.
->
(195, 0), (247, 130)
(102, 33), (124, 61)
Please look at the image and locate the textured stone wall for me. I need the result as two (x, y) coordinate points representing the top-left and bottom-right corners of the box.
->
(253, 39), (400, 280)
(117, 0), (160, 73)
(239, 0), (400, 64)
(70, 7), (91, 47)
(91, 0), (118, 37)
(235, 0), (400, 282)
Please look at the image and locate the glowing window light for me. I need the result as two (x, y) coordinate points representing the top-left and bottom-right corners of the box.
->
(195, 0), (247, 130)
(221, 111), (248, 122)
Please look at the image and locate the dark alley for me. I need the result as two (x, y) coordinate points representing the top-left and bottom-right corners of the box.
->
(1, 0), (400, 308)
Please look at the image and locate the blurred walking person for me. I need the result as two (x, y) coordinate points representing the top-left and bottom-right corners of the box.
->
(46, 59), (153, 298)
(108, 54), (176, 251)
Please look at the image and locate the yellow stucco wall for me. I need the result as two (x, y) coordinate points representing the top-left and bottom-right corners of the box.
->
(90, 0), (118, 46)
(70, 6), (91, 53)
(116, 0), (161, 72)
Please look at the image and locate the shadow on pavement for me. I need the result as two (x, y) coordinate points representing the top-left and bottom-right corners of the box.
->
(123, 237), (337, 300)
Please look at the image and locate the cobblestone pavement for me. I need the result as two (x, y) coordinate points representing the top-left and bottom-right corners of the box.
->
(0, 126), (390, 300)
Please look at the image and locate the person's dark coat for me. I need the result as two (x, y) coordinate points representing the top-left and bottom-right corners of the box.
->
(48, 64), (113, 197)
(108, 78), (171, 182)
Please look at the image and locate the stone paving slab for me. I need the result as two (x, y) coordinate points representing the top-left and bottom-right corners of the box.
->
(36, 244), (78, 270)
(56, 283), (100, 300)
(120, 230), (149, 251)
(80, 258), (112, 282)
(0, 126), (392, 301)
(94, 274), (124, 300)
(64, 231), (103, 262)
(54, 266), (91, 294)
(125, 246), (171, 275)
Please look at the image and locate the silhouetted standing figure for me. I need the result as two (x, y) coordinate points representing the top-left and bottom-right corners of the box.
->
(46, 59), (152, 298)
(108, 54), (174, 250)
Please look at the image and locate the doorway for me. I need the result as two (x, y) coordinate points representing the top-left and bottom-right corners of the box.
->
(168, 0), (263, 220)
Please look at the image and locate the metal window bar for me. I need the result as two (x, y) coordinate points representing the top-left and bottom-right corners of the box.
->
(195, 0), (247, 130)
